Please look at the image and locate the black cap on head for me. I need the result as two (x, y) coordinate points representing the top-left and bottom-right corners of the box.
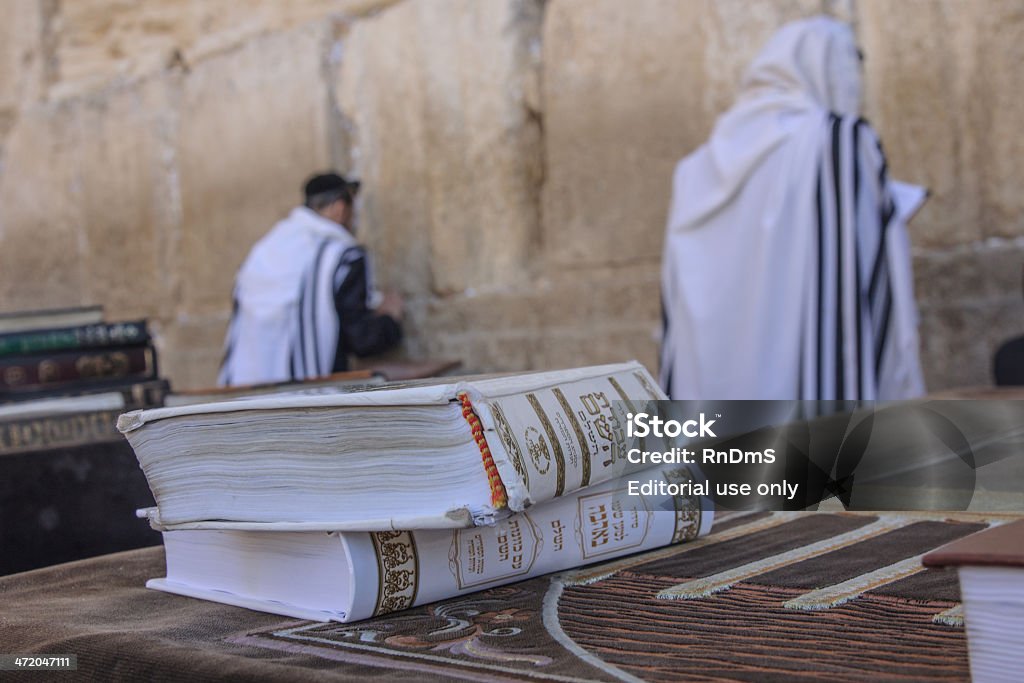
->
(303, 172), (361, 202)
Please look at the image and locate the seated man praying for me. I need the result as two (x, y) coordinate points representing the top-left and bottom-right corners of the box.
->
(218, 172), (403, 386)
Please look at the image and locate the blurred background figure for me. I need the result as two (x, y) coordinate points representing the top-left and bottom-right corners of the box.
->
(218, 172), (403, 386)
(994, 266), (1024, 386)
(660, 16), (925, 400)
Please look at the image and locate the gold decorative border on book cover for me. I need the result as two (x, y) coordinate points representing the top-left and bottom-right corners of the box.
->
(448, 513), (543, 590)
(553, 388), (591, 487)
(370, 530), (419, 617)
(526, 393), (566, 497)
(665, 467), (703, 544)
(632, 370), (663, 401)
(575, 488), (653, 560)
(489, 400), (530, 490)
(606, 377), (636, 414)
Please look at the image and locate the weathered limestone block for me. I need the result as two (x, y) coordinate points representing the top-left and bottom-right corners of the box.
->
(534, 267), (663, 374)
(860, 0), (1024, 245)
(914, 243), (1023, 310)
(0, 0), (50, 115)
(416, 263), (663, 377)
(157, 313), (232, 390)
(0, 0), (51, 173)
(914, 243), (1024, 389)
(0, 77), (178, 322)
(421, 290), (543, 337)
(74, 79), (180, 319)
(972, 1), (1024, 240)
(532, 328), (660, 377)
(52, 0), (400, 98)
(535, 265), (662, 330)
(0, 105), (85, 309)
(415, 290), (543, 373)
(335, 0), (544, 296)
(858, 0), (983, 248)
(541, 0), (823, 269)
(333, 5), (432, 299)
(419, 327), (543, 375)
(918, 302), (1022, 390)
(176, 21), (336, 315)
(420, 316), (653, 378)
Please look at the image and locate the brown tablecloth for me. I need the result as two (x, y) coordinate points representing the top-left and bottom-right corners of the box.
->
(3, 510), (1014, 682)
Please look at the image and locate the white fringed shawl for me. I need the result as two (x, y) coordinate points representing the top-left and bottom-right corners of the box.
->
(660, 16), (924, 400)
(219, 207), (358, 386)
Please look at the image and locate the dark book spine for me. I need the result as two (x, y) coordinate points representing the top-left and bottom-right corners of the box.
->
(0, 377), (170, 408)
(121, 377), (170, 409)
(0, 345), (157, 391)
(0, 409), (124, 454)
(0, 320), (150, 357)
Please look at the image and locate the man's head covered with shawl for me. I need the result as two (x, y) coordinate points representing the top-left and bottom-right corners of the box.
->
(660, 16), (925, 401)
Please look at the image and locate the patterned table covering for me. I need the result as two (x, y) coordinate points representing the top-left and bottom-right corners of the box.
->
(2, 510), (1015, 682)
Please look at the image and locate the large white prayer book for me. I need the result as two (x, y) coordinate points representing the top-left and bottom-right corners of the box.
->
(145, 465), (711, 622)
(118, 362), (664, 530)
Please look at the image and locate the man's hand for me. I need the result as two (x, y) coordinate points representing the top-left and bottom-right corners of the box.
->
(377, 291), (404, 322)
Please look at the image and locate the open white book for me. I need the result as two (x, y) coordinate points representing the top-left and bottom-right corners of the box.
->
(145, 464), (712, 622)
(118, 362), (664, 530)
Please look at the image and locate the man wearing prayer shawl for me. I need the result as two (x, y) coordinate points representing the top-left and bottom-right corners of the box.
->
(660, 16), (926, 400)
(218, 173), (403, 387)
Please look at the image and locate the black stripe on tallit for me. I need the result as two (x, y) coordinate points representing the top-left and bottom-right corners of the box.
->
(308, 239), (331, 376)
(218, 293), (240, 385)
(797, 312), (804, 401)
(851, 119), (864, 398)
(873, 218), (895, 373)
(869, 201), (894, 303)
(868, 130), (891, 302)
(875, 281), (892, 371)
(831, 114), (845, 400)
(871, 132), (896, 376)
(295, 258), (310, 379)
(660, 291), (674, 399)
(876, 135), (888, 192)
(815, 158), (825, 400)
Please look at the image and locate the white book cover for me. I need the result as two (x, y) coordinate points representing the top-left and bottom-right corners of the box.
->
(147, 464), (712, 623)
(119, 362), (667, 529)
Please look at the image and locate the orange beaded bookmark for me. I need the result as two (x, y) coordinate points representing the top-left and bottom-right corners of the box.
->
(457, 392), (508, 509)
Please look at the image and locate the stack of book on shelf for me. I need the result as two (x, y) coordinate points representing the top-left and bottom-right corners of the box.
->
(0, 306), (171, 573)
(0, 306), (166, 403)
(0, 306), (169, 455)
(118, 361), (714, 622)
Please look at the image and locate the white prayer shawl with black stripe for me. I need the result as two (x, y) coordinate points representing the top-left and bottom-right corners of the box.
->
(659, 16), (925, 400)
(218, 207), (359, 387)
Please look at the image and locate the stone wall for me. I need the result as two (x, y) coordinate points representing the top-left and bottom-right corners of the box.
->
(1, 0), (1021, 391)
